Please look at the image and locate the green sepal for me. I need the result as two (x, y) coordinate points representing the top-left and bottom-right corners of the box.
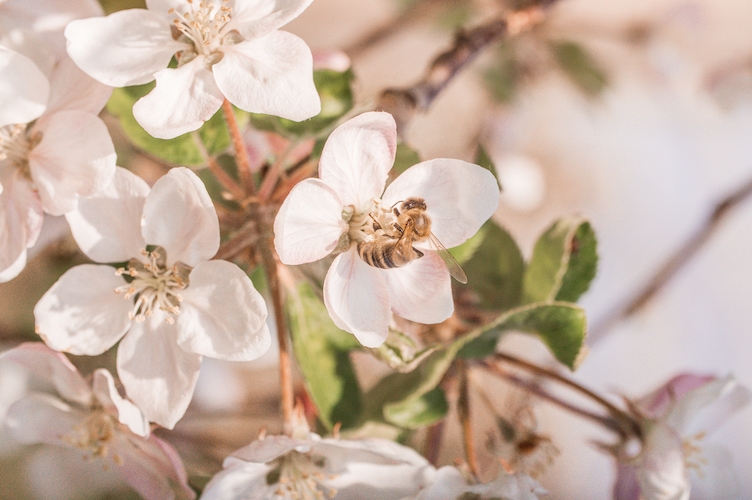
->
(551, 41), (609, 96)
(370, 330), (438, 373)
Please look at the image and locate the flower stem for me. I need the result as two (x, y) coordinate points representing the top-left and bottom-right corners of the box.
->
(192, 131), (246, 201)
(257, 141), (298, 201)
(221, 99), (256, 196)
(457, 360), (480, 480)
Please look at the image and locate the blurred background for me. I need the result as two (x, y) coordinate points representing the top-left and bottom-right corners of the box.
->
(1, 0), (752, 498)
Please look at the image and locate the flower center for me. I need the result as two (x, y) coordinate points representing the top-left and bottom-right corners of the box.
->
(682, 431), (708, 475)
(61, 403), (122, 464)
(114, 247), (191, 324)
(0, 124), (40, 180)
(170, 0), (240, 65)
(344, 198), (398, 246)
(266, 451), (337, 500)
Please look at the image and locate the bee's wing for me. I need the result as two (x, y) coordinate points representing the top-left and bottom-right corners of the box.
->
(428, 233), (467, 284)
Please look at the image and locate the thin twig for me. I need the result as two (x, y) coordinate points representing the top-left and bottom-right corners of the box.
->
(590, 174), (752, 342)
(424, 420), (445, 466)
(214, 219), (259, 261)
(257, 141), (298, 201)
(222, 99), (256, 195)
(457, 360), (480, 479)
(376, 1), (554, 136)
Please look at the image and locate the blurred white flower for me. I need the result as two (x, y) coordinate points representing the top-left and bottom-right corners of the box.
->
(613, 373), (751, 500)
(200, 433), (432, 499)
(413, 465), (545, 500)
(0, 50), (115, 282)
(1, 342), (195, 500)
(65, 0), (321, 139)
(274, 111), (499, 347)
(34, 167), (270, 429)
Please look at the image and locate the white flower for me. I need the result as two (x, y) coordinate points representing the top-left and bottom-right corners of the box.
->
(614, 373), (751, 500)
(1, 342), (195, 500)
(0, 51), (116, 282)
(65, 0), (321, 139)
(33, 167), (271, 429)
(274, 111), (499, 347)
(200, 433), (432, 500)
(413, 466), (546, 500)
(0, 0), (103, 60)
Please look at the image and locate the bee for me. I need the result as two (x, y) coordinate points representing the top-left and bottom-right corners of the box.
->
(357, 197), (467, 283)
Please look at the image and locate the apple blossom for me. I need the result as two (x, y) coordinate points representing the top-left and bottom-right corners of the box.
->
(413, 465), (546, 500)
(200, 433), (433, 499)
(65, 0), (321, 139)
(613, 373), (751, 500)
(274, 111), (500, 347)
(34, 167), (271, 429)
(1, 342), (195, 500)
(0, 52), (115, 282)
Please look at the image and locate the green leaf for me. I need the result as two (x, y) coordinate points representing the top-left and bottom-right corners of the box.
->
(107, 83), (232, 166)
(288, 282), (362, 430)
(448, 224), (487, 265)
(474, 145), (501, 189)
(484, 41), (521, 104)
(383, 386), (449, 429)
(459, 302), (588, 370)
(522, 216), (598, 304)
(370, 330), (438, 373)
(552, 41), (609, 96)
(251, 69), (354, 137)
(463, 222), (525, 310)
(392, 142), (421, 174)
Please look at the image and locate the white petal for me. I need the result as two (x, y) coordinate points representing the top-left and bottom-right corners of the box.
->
(636, 421), (689, 500)
(33, 264), (133, 356)
(92, 369), (150, 438)
(0, 29), (55, 77)
(319, 112), (396, 211)
(132, 59), (225, 139)
(29, 110), (117, 216)
(384, 251), (453, 324)
(201, 460), (274, 500)
(117, 313), (203, 429)
(637, 373), (715, 417)
(692, 445), (740, 499)
(382, 159), (500, 248)
(65, 167), (149, 263)
(0, 173), (43, 282)
(214, 31), (320, 121)
(5, 393), (82, 445)
(45, 57), (112, 115)
(0, 342), (92, 406)
(142, 167), (219, 267)
(176, 260), (270, 361)
(230, 0), (315, 39)
(116, 433), (196, 500)
(0, 46), (49, 127)
(323, 249), (390, 347)
(230, 435), (310, 463)
(64, 10), (185, 87)
(273, 178), (346, 265)
(666, 375), (751, 437)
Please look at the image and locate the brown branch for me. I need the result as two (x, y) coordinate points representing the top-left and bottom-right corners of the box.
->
(222, 100), (257, 196)
(375, 1), (554, 136)
(457, 360), (480, 479)
(214, 219), (259, 261)
(590, 173), (752, 342)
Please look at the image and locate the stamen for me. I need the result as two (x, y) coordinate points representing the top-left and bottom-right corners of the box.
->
(0, 124), (38, 180)
(169, 0), (239, 62)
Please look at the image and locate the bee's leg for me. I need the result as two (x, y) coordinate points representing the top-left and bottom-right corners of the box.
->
(392, 222), (404, 234)
(368, 214), (382, 231)
(393, 207), (401, 217)
(413, 247), (424, 258)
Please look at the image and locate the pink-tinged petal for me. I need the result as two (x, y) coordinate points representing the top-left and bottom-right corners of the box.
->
(636, 421), (688, 500)
(117, 433), (196, 500)
(176, 260), (270, 361)
(5, 393), (82, 446)
(382, 159), (500, 249)
(0, 173), (43, 282)
(692, 445), (740, 499)
(214, 31), (320, 122)
(229, 0), (315, 39)
(323, 249), (390, 347)
(0, 47), (49, 127)
(273, 178), (346, 265)
(230, 435), (309, 463)
(665, 375), (751, 437)
(117, 313), (202, 429)
(92, 369), (149, 438)
(319, 112), (396, 211)
(29, 110), (116, 216)
(45, 57), (112, 115)
(637, 373), (716, 418)
(613, 462), (641, 500)
(201, 460), (274, 500)
(64, 10), (186, 87)
(0, 0), (103, 59)
(0, 29), (55, 77)
(384, 251), (453, 325)
(65, 167), (149, 263)
(132, 60), (224, 139)
(34, 264), (133, 356)
(142, 167), (219, 266)
(0, 342), (92, 406)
